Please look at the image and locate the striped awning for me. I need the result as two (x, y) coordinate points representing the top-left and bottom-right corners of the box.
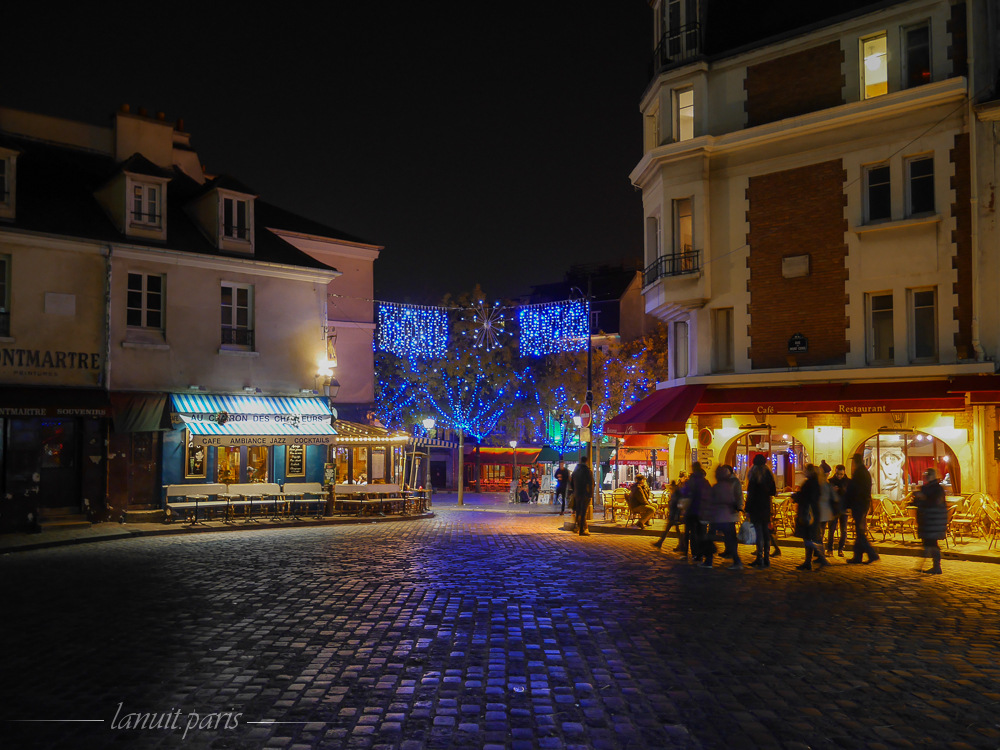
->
(171, 394), (336, 447)
(410, 437), (458, 448)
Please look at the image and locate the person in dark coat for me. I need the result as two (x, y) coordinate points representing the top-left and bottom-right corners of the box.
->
(794, 464), (830, 570)
(626, 474), (656, 529)
(570, 454), (594, 536)
(826, 464), (850, 557)
(683, 462), (712, 560)
(554, 461), (570, 516)
(846, 453), (880, 564)
(915, 468), (947, 574)
(745, 454), (777, 568)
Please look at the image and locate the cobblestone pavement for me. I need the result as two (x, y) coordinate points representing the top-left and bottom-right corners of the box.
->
(2, 510), (999, 750)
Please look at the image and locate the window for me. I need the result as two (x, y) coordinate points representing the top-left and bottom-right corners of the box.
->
(645, 215), (660, 263)
(868, 293), (894, 364)
(903, 24), (931, 89)
(0, 254), (9, 337)
(675, 88), (694, 142)
(712, 308), (734, 372)
(862, 33), (888, 98)
(644, 108), (660, 151)
(0, 159), (7, 203)
(126, 273), (163, 329)
(910, 288), (937, 361)
(673, 197), (694, 272)
(222, 197), (250, 240)
(865, 163), (891, 222)
(221, 282), (253, 348)
(661, 0), (700, 57)
(907, 156), (934, 215)
(131, 183), (160, 227)
(673, 321), (689, 379)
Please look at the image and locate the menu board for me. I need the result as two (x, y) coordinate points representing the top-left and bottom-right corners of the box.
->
(286, 444), (306, 477)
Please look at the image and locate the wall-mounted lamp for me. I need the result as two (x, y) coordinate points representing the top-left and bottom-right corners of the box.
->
(325, 378), (341, 399)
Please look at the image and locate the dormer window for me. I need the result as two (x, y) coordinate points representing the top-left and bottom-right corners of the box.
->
(0, 148), (17, 221)
(131, 182), (161, 228)
(222, 196), (250, 241)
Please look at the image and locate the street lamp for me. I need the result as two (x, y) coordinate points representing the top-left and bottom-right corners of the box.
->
(509, 439), (518, 499)
(422, 418), (435, 506)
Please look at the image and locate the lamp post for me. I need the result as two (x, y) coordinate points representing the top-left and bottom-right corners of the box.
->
(509, 439), (518, 500)
(422, 418), (435, 507)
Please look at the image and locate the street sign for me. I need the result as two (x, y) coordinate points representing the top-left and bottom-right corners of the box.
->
(579, 403), (592, 429)
(579, 427), (592, 444)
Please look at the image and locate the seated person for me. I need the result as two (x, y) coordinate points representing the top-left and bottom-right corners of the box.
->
(627, 475), (657, 529)
(518, 481), (531, 504)
(527, 477), (540, 503)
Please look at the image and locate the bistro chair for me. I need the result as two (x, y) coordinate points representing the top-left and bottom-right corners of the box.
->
(952, 493), (986, 542)
(979, 498), (1000, 551)
(604, 488), (628, 521)
(878, 497), (915, 543)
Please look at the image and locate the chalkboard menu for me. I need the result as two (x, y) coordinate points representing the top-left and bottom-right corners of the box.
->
(286, 444), (306, 477)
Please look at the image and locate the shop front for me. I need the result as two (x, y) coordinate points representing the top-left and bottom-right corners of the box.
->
(463, 446), (542, 492)
(165, 393), (336, 491)
(325, 420), (409, 486)
(0, 387), (110, 531)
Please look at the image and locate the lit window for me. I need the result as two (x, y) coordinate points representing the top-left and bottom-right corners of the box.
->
(907, 156), (934, 215)
(910, 288), (937, 361)
(862, 33), (888, 98)
(222, 197), (250, 240)
(131, 183), (160, 227)
(673, 320), (689, 379)
(712, 308), (734, 372)
(903, 24), (931, 89)
(675, 88), (694, 141)
(126, 273), (164, 329)
(221, 282), (254, 349)
(868, 293), (894, 364)
(865, 163), (891, 222)
(673, 197), (694, 273)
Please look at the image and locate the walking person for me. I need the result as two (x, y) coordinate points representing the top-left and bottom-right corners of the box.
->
(745, 454), (776, 568)
(702, 464), (743, 570)
(846, 453), (880, 564)
(680, 462), (711, 559)
(653, 477), (687, 549)
(915, 468), (947, 574)
(570, 454), (594, 536)
(794, 464), (830, 570)
(554, 461), (570, 516)
(826, 464), (849, 557)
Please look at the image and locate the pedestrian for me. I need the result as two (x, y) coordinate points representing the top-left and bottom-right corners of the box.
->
(702, 464), (743, 570)
(826, 464), (849, 557)
(626, 474), (656, 529)
(554, 461), (570, 516)
(745, 454), (776, 568)
(683, 462), (711, 561)
(914, 468), (947, 574)
(794, 464), (830, 570)
(846, 453), (880, 564)
(570, 454), (594, 536)
(653, 476), (687, 549)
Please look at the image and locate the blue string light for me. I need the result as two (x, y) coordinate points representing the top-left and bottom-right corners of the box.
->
(376, 303), (449, 359)
(517, 299), (589, 357)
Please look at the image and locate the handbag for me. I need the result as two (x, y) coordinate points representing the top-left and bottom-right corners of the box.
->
(738, 520), (756, 545)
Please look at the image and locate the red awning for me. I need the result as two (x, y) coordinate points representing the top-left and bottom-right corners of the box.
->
(605, 385), (705, 436)
(692, 381), (966, 415)
(621, 434), (671, 449)
(462, 446), (542, 462)
(946, 374), (1000, 404)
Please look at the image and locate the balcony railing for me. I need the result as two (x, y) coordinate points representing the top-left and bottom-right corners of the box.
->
(650, 23), (703, 77)
(643, 249), (701, 287)
(221, 326), (254, 348)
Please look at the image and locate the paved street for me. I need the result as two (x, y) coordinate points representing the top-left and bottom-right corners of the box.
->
(2, 510), (999, 750)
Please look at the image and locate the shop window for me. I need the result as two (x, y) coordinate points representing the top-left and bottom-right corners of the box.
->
(221, 282), (254, 349)
(907, 156), (934, 215)
(673, 320), (689, 378)
(909, 287), (937, 361)
(371, 447), (387, 482)
(726, 429), (809, 491)
(126, 272), (164, 330)
(862, 33), (888, 98)
(859, 430), (958, 502)
(333, 446), (349, 484)
(217, 446), (240, 484)
(867, 293), (894, 364)
(674, 87), (694, 142)
(247, 446), (269, 483)
(352, 446), (368, 483)
(711, 308), (734, 372)
(185, 438), (206, 479)
(903, 23), (931, 89)
(0, 253), (10, 337)
(864, 163), (891, 222)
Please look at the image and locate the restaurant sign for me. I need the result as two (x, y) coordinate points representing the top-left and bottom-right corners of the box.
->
(190, 433), (336, 447)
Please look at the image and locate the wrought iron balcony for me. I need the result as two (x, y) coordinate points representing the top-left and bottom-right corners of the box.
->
(643, 249), (701, 287)
(221, 326), (254, 348)
(651, 23), (703, 77)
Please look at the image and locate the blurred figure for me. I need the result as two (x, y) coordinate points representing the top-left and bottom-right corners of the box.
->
(915, 468), (946, 574)
(554, 461), (570, 516)
(626, 474), (656, 529)
(745, 454), (776, 568)
(846, 453), (880, 564)
(570, 454), (594, 536)
(703, 464), (744, 570)
(826, 464), (849, 557)
(794, 464), (830, 570)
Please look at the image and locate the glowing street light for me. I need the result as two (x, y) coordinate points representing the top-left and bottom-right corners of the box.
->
(509, 439), (518, 498)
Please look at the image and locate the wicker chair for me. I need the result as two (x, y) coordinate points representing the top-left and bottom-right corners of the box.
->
(879, 497), (915, 542)
(952, 493), (986, 542)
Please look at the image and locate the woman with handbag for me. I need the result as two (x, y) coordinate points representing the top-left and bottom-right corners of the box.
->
(794, 464), (830, 571)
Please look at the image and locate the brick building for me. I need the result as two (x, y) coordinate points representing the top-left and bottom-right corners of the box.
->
(608, 0), (1000, 503)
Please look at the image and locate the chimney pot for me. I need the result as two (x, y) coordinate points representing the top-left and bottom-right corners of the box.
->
(120, 104), (130, 113)
(175, 118), (185, 132)
(138, 107), (148, 117)
(156, 111), (165, 121)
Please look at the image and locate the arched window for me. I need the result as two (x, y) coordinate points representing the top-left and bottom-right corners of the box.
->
(856, 431), (959, 503)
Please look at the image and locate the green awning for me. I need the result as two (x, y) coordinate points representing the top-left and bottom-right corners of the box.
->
(111, 392), (171, 432)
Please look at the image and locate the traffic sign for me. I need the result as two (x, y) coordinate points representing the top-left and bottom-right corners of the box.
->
(579, 403), (592, 429)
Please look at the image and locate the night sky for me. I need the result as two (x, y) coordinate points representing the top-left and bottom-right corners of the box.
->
(4, 4), (652, 304)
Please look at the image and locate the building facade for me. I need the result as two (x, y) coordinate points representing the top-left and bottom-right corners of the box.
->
(0, 106), (378, 530)
(609, 0), (1000, 502)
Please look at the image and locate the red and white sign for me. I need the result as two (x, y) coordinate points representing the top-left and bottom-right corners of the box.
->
(579, 403), (592, 429)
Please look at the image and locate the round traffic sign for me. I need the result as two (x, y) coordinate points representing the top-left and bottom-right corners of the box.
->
(579, 403), (592, 429)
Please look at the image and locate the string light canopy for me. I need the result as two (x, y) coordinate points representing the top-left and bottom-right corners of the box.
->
(376, 303), (448, 359)
(517, 299), (589, 357)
